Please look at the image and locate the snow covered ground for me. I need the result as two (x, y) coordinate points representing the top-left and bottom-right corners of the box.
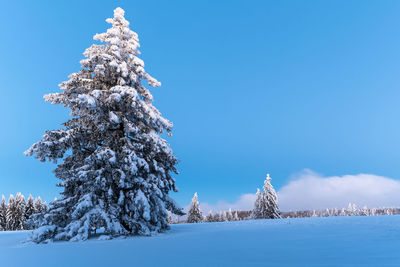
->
(1, 215), (400, 267)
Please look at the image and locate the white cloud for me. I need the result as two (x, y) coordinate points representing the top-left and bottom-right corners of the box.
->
(278, 169), (400, 211)
(197, 169), (400, 213)
(197, 193), (256, 214)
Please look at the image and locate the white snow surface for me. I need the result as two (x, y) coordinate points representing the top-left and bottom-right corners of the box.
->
(2, 216), (400, 266)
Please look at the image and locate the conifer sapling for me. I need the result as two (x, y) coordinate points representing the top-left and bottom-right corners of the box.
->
(0, 196), (6, 231)
(187, 193), (203, 223)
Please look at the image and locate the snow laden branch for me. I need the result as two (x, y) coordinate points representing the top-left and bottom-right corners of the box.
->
(25, 7), (183, 243)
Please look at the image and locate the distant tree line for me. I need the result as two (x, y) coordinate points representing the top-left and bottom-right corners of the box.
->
(172, 203), (400, 224)
(0, 193), (47, 231)
(169, 208), (250, 224)
(281, 203), (400, 218)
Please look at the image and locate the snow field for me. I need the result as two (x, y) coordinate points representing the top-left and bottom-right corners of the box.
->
(1, 215), (400, 267)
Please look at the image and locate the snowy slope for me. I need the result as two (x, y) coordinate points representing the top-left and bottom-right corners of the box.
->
(1, 215), (400, 267)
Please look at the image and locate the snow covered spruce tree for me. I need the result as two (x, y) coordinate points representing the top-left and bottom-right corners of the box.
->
(205, 210), (214, 222)
(251, 174), (281, 219)
(221, 211), (228, 222)
(15, 193), (26, 228)
(24, 195), (36, 229)
(34, 197), (46, 214)
(27, 197), (48, 231)
(262, 174), (281, 219)
(25, 7), (183, 242)
(0, 195), (6, 230)
(187, 193), (202, 223)
(251, 188), (263, 219)
(233, 210), (239, 221)
(226, 208), (233, 221)
(6, 193), (26, 231)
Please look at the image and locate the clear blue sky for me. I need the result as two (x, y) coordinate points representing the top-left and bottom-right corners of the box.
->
(1, 0), (400, 206)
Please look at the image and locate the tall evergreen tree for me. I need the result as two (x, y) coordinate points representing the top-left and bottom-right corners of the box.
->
(221, 211), (228, 222)
(251, 188), (263, 219)
(34, 197), (44, 214)
(27, 197), (46, 230)
(262, 174), (281, 219)
(187, 193), (202, 223)
(25, 7), (183, 242)
(252, 174), (281, 219)
(6, 194), (17, 230)
(25, 195), (36, 229)
(15, 193), (26, 230)
(0, 195), (7, 230)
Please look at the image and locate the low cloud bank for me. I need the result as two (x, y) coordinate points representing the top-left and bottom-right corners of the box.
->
(278, 169), (400, 211)
(197, 169), (400, 213)
(198, 194), (257, 214)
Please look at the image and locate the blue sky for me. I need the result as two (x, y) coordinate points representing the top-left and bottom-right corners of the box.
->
(1, 0), (400, 208)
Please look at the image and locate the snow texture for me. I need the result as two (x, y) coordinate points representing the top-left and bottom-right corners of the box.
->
(2, 216), (400, 266)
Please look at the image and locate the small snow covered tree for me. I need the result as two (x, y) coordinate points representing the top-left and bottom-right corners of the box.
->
(340, 208), (346, 216)
(386, 208), (393, 215)
(311, 210), (317, 217)
(233, 211), (239, 221)
(226, 208), (233, 221)
(212, 212), (221, 222)
(251, 188), (263, 219)
(347, 203), (352, 215)
(263, 174), (281, 219)
(5, 193), (26, 231)
(221, 211), (228, 222)
(27, 197), (47, 230)
(15, 193), (26, 230)
(34, 197), (44, 214)
(0, 195), (7, 230)
(25, 7), (183, 242)
(187, 193), (202, 223)
(371, 208), (377, 216)
(205, 210), (214, 222)
(352, 204), (358, 216)
(333, 208), (339, 216)
(6, 194), (17, 230)
(41, 201), (48, 213)
(252, 174), (281, 219)
(324, 208), (330, 217)
(361, 206), (369, 216)
(24, 195), (36, 229)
